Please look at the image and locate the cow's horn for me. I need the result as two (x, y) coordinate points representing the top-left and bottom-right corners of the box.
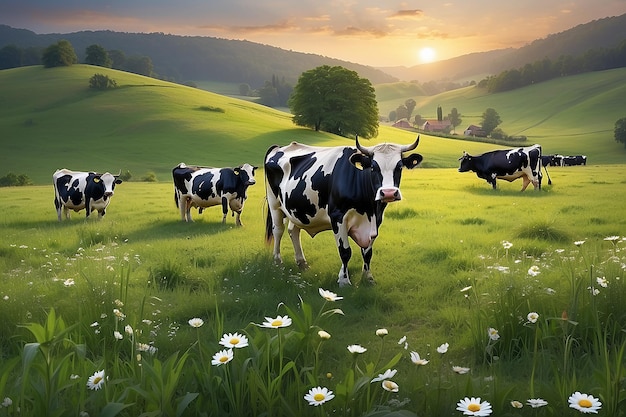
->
(355, 135), (373, 156)
(400, 135), (420, 153)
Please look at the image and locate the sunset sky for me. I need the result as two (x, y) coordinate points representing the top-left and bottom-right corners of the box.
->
(2, 1), (625, 67)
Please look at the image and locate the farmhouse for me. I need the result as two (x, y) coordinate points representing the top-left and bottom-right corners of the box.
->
(422, 119), (451, 133)
(464, 124), (487, 137)
(392, 119), (413, 130)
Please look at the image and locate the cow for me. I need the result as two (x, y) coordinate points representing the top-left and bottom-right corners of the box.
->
(172, 163), (257, 225)
(458, 144), (551, 190)
(53, 169), (122, 221)
(562, 155), (587, 166)
(264, 136), (423, 287)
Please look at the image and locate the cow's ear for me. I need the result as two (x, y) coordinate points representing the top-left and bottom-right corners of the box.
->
(403, 154), (423, 169)
(234, 167), (241, 175)
(350, 153), (371, 170)
(115, 178), (123, 184)
(93, 176), (101, 183)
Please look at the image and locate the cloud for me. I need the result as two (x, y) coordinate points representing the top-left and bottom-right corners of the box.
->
(389, 9), (425, 20)
(333, 26), (389, 38)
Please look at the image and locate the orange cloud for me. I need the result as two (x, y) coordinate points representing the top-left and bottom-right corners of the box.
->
(389, 9), (425, 20)
(333, 26), (388, 38)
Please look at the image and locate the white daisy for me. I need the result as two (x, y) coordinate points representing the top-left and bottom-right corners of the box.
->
(87, 370), (105, 390)
(211, 349), (234, 366)
(260, 315), (292, 328)
(456, 397), (492, 416)
(381, 380), (399, 392)
(410, 351), (429, 366)
(371, 369), (397, 383)
(437, 342), (449, 354)
(219, 332), (249, 348)
(318, 288), (343, 301)
(527, 312), (539, 323)
(188, 318), (204, 328)
(527, 398), (548, 408)
(568, 391), (602, 413)
(304, 386), (334, 406)
(452, 366), (471, 374)
(347, 344), (367, 354)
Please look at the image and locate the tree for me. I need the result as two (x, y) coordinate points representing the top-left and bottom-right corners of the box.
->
(0, 45), (21, 69)
(405, 99), (416, 121)
(437, 105), (443, 121)
(108, 49), (126, 69)
(125, 56), (153, 77)
(448, 108), (462, 134)
(42, 40), (77, 68)
(413, 114), (424, 128)
(288, 65), (378, 138)
(89, 74), (117, 90)
(395, 104), (409, 121)
(615, 117), (626, 148)
(481, 108), (502, 136)
(85, 44), (112, 67)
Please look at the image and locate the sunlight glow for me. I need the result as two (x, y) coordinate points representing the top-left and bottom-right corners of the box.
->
(418, 47), (436, 63)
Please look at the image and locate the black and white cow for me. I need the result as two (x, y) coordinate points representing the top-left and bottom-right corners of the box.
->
(172, 163), (257, 225)
(562, 155), (587, 166)
(264, 136), (422, 287)
(53, 169), (122, 221)
(458, 144), (551, 190)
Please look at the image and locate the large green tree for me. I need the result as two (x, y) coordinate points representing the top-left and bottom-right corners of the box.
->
(42, 40), (77, 68)
(481, 108), (502, 136)
(288, 65), (378, 138)
(448, 108), (462, 134)
(85, 44), (112, 67)
(615, 117), (626, 148)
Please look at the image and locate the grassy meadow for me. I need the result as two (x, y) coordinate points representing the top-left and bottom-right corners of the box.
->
(0, 65), (625, 416)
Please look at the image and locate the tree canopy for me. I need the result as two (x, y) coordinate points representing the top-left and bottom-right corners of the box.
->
(85, 44), (112, 67)
(42, 40), (77, 68)
(481, 108), (502, 136)
(288, 65), (378, 138)
(615, 117), (626, 148)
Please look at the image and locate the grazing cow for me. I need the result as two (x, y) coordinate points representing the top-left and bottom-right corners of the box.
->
(458, 144), (551, 190)
(562, 155), (587, 166)
(265, 136), (423, 287)
(172, 163), (257, 225)
(53, 169), (122, 221)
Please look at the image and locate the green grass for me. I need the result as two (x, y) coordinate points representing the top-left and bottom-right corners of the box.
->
(1, 65), (626, 416)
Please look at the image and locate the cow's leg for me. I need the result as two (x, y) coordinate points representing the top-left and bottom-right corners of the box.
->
(520, 176), (531, 191)
(361, 243), (376, 285)
(269, 209), (285, 264)
(221, 196), (228, 224)
(234, 210), (243, 226)
(63, 206), (70, 220)
(488, 174), (497, 189)
(183, 198), (193, 222)
(98, 209), (106, 219)
(335, 234), (352, 287)
(288, 222), (308, 269)
(85, 201), (91, 219)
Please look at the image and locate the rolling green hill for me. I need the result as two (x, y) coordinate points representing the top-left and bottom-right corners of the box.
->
(1, 65), (625, 185)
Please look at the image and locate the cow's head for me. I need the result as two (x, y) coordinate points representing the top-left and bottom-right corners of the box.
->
(234, 163), (258, 186)
(458, 151), (474, 172)
(93, 172), (122, 197)
(353, 135), (422, 202)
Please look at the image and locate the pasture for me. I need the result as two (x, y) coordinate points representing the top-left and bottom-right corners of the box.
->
(1, 164), (625, 416)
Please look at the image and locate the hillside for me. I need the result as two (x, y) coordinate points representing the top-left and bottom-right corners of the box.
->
(377, 68), (626, 163)
(0, 65), (624, 185)
(0, 24), (397, 87)
(380, 13), (626, 82)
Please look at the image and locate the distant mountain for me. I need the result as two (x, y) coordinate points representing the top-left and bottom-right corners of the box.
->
(0, 24), (397, 86)
(380, 13), (626, 82)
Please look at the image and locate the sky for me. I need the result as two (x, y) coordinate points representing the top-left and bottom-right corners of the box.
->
(2, 0), (625, 68)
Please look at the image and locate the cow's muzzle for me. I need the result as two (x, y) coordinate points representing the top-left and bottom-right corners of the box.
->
(377, 188), (401, 203)
(104, 191), (114, 197)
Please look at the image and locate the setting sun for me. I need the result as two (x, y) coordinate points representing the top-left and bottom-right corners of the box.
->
(418, 47), (436, 63)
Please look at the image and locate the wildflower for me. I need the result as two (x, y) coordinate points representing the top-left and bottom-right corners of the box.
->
(527, 398), (548, 408)
(90, 322), (99, 327)
(211, 348), (234, 366)
(596, 276), (608, 288)
(487, 328), (500, 341)
(260, 315), (292, 328)
(63, 278), (75, 287)
(219, 332), (249, 349)
(318, 330), (331, 340)
(527, 265), (540, 277)
(87, 370), (105, 390)
(376, 328), (388, 337)
(347, 344), (367, 354)
(527, 312), (539, 323)
(502, 241), (513, 250)
(456, 397), (492, 416)
(2, 295), (8, 301)
(587, 286), (600, 296)
(304, 386), (334, 406)
(124, 325), (133, 335)
(397, 335), (407, 345)
(452, 366), (471, 374)
(371, 369), (397, 383)
(510, 400), (523, 409)
(136, 343), (158, 355)
(1, 397), (12, 407)
(188, 318), (204, 328)
(113, 299), (124, 307)
(574, 240), (586, 246)
(382, 380), (399, 392)
(437, 342), (449, 354)
(410, 351), (429, 366)
(568, 391), (602, 413)
(460, 285), (472, 292)
(113, 331), (123, 340)
(70, 374), (80, 380)
(113, 308), (125, 320)
(319, 288), (343, 301)
(604, 235), (620, 243)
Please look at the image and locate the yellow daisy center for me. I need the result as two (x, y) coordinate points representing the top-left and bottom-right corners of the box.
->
(468, 403), (481, 412)
(230, 338), (240, 345)
(578, 399), (592, 408)
(271, 320), (282, 326)
(220, 356), (229, 363)
(313, 393), (325, 402)
(93, 376), (102, 384)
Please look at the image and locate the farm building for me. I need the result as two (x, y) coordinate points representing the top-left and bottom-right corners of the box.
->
(463, 124), (487, 137)
(422, 120), (451, 132)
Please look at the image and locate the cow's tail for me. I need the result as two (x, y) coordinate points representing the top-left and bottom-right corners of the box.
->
(265, 200), (274, 245)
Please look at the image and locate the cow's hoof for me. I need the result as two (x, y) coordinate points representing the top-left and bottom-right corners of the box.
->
(297, 261), (309, 270)
(338, 279), (352, 288)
